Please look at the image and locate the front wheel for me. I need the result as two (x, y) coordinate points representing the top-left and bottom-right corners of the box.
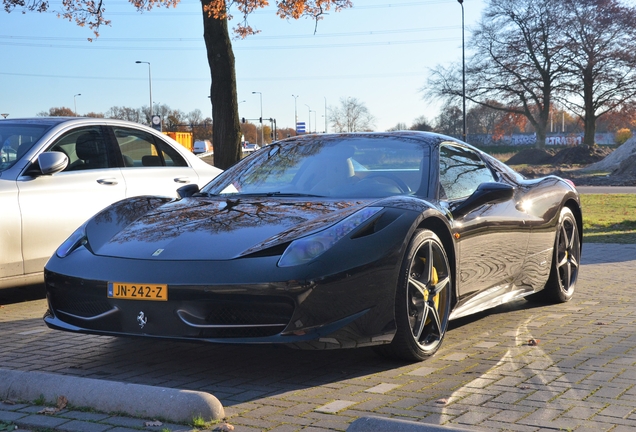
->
(378, 229), (452, 361)
(533, 207), (581, 303)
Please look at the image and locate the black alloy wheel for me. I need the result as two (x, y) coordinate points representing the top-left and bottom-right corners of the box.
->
(533, 206), (581, 303)
(379, 229), (452, 361)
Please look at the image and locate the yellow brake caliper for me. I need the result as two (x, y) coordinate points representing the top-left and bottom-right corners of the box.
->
(420, 258), (440, 325)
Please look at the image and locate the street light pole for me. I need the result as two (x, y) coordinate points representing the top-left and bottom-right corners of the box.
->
(310, 110), (316, 133)
(73, 93), (81, 116)
(252, 91), (263, 145)
(305, 104), (311, 134)
(458, 0), (466, 142)
(324, 97), (327, 133)
(292, 95), (299, 133)
(136, 61), (153, 118)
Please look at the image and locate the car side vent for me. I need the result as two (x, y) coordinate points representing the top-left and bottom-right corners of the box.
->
(351, 209), (402, 240)
(241, 242), (290, 258)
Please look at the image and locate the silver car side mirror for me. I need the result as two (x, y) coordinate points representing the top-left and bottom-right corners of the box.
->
(38, 151), (69, 175)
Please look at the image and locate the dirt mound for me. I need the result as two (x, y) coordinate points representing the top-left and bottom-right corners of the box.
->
(506, 148), (554, 165)
(551, 146), (612, 165)
(584, 137), (636, 172)
(505, 146), (613, 166)
(612, 153), (636, 178)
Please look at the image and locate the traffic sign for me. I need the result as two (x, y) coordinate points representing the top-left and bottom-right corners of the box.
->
(296, 122), (306, 134)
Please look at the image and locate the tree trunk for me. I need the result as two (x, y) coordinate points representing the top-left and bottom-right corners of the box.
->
(201, 2), (241, 169)
(524, 105), (548, 149)
(535, 122), (547, 149)
(582, 67), (596, 147)
(583, 112), (596, 147)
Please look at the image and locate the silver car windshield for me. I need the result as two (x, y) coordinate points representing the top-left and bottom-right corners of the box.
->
(202, 136), (429, 198)
(0, 123), (53, 172)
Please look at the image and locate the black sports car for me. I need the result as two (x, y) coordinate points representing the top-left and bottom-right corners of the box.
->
(44, 132), (582, 361)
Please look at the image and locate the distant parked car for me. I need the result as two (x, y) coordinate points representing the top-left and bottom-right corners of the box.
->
(193, 140), (213, 155)
(0, 117), (222, 289)
(243, 142), (260, 153)
(0, 145), (16, 162)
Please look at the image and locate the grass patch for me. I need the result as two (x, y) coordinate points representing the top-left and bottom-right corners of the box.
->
(581, 194), (636, 244)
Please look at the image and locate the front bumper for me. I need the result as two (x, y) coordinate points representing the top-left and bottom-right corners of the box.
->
(44, 247), (401, 348)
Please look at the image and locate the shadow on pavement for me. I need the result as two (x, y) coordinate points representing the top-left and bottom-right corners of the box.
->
(0, 283), (46, 306)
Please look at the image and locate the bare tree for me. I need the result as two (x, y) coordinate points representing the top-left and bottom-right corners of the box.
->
(187, 109), (204, 127)
(426, 0), (566, 148)
(559, 0), (636, 147)
(329, 97), (375, 132)
(106, 106), (143, 122)
(433, 103), (463, 137)
(387, 122), (409, 131)
(166, 109), (187, 131)
(409, 115), (433, 132)
(466, 101), (507, 136)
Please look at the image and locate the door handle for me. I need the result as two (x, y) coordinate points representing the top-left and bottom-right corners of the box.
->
(174, 177), (191, 184)
(96, 178), (119, 185)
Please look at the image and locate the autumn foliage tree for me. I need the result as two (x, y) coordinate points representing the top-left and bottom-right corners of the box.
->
(36, 107), (76, 117)
(3, 0), (352, 168)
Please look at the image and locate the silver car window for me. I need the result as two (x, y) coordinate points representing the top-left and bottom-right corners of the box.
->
(0, 123), (52, 172)
(48, 127), (110, 172)
(112, 127), (188, 168)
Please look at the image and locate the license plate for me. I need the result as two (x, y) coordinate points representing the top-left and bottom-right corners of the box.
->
(108, 282), (168, 301)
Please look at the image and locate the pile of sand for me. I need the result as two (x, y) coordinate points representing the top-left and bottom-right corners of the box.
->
(583, 137), (636, 172)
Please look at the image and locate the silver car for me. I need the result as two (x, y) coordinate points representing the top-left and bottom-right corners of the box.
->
(0, 117), (222, 289)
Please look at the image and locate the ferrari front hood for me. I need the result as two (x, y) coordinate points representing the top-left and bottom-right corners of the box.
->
(90, 196), (372, 260)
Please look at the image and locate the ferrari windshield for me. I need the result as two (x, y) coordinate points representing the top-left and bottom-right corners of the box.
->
(202, 135), (429, 198)
(0, 123), (53, 172)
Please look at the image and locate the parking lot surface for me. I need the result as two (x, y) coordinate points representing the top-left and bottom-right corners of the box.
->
(2, 243), (636, 431)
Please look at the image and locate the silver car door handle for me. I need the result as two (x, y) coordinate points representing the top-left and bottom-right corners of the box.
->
(174, 177), (191, 184)
(96, 178), (119, 185)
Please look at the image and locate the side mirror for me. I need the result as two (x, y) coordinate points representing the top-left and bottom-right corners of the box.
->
(38, 152), (68, 175)
(451, 182), (514, 218)
(177, 184), (200, 199)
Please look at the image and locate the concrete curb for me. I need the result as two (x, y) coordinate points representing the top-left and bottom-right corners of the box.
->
(347, 416), (469, 431)
(0, 368), (224, 424)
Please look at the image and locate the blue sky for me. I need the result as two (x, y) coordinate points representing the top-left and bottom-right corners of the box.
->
(0, 0), (485, 131)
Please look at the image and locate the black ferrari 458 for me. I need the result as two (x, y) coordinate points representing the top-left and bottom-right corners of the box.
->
(44, 131), (581, 361)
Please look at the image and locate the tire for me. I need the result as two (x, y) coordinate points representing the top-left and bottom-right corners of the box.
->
(532, 207), (581, 303)
(378, 229), (452, 361)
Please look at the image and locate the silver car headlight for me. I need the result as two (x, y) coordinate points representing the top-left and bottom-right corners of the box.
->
(278, 207), (382, 267)
(56, 223), (88, 258)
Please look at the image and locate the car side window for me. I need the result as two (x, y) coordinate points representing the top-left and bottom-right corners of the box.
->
(48, 127), (111, 172)
(156, 139), (188, 167)
(439, 143), (496, 200)
(113, 127), (187, 168)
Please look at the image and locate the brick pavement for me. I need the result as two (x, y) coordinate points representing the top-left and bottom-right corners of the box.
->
(1, 243), (636, 431)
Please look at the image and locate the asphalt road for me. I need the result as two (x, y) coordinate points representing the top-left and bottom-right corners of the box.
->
(3, 243), (636, 431)
(576, 185), (636, 194)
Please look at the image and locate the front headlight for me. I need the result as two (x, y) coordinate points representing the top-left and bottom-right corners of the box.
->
(56, 223), (88, 258)
(278, 207), (382, 267)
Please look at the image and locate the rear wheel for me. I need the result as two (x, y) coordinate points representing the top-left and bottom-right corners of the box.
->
(532, 207), (580, 303)
(378, 229), (452, 361)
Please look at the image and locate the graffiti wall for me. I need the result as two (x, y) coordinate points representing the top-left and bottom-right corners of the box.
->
(466, 132), (616, 146)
